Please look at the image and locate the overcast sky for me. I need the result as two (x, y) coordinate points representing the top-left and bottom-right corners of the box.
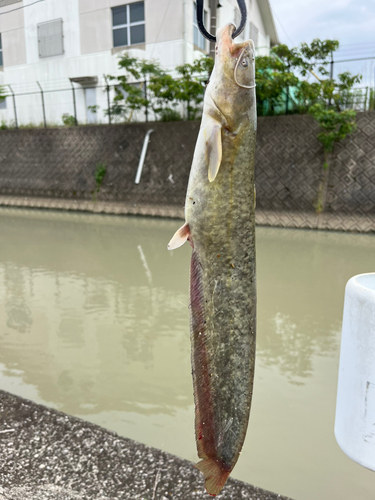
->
(269, 0), (375, 85)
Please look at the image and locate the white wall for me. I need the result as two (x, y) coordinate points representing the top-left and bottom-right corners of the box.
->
(0, 1), (26, 67)
(24, 0), (81, 63)
(0, 0), (272, 126)
(217, 0), (269, 48)
(249, 0), (267, 45)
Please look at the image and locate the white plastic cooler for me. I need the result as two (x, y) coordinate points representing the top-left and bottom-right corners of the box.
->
(335, 273), (375, 469)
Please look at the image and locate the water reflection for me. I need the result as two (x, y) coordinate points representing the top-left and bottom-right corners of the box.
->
(256, 226), (374, 384)
(0, 210), (373, 409)
(259, 312), (339, 384)
(3, 264), (33, 333)
(0, 209), (375, 500)
(0, 209), (192, 417)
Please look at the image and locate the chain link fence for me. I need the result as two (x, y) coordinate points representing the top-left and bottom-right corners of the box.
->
(0, 112), (375, 231)
(1, 81), (374, 127)
(0, 76), (154, 129)
(1, 59), (374, 128)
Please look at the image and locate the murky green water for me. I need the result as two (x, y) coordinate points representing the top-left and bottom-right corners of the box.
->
(0, 208), (374, 500)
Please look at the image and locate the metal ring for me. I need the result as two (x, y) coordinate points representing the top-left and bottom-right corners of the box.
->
(196, 0), (247, 42)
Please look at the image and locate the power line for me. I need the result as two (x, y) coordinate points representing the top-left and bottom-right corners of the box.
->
(149, 0), (174, 58)
(336, 46), (375, 53)
(334, 56), (375, 64)
(337, 50), (375, 55)
(339, 41), (375, 48)
(272, 10), (295, 47)
(0, 0), (46, 16)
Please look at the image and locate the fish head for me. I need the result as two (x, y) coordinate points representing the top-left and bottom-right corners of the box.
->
(209, 23), (256, 124)
(215, 23), (255, 89)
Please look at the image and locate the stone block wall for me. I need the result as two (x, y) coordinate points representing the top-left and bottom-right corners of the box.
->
(0, 111), (374, 230)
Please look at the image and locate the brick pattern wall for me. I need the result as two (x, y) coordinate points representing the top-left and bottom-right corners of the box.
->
(0, 111), (374, 230)
(0, 121), (198, 206)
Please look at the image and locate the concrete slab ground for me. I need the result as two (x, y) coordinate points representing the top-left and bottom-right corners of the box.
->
(1, 195), (375, 232)
(0, 390), (293, 500)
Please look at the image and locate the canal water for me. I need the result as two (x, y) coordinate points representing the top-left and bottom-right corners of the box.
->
(0, 207), (374, 500)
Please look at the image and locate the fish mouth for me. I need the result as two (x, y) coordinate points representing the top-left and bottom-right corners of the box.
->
(216, 23), (254, 58)
(216, 23), (236, 52)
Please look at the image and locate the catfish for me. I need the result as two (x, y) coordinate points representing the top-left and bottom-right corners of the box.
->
(168, 23), (257, 496)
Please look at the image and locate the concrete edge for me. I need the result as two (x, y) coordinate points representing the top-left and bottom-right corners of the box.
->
(0, 389), (294, 500)
(0, 196), (185, 220)
(0, 196), (374, 233)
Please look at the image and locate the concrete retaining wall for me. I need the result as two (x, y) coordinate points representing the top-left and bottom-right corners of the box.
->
(0, 111), (374, 231)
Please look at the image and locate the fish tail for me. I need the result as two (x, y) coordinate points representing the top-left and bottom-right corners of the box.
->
(195, 458), (231, 496)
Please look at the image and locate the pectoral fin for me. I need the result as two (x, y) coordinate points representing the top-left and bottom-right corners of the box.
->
(167, 222), (190, 250)
(206, 124), (222, 182)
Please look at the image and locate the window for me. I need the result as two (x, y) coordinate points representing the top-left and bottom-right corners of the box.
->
(193, 2), (207, 51)
(0, 0), (22, 6)
(0, 33), (3, 67)
(112, 2), (145, 48)
(37, 19), (64, 58)
(250, 22), (258, 49)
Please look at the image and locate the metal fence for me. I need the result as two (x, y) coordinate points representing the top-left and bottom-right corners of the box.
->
(1, 56), (375, 128)
(281, 86), (372, 116)
(0, 76), (132, 128)
(1, 81), (373, 128)
(258, 53), (375, 116)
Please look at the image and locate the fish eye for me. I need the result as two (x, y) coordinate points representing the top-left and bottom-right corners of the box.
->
(241, 58), (249, 67)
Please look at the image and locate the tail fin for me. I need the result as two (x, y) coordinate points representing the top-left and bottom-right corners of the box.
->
(195, 458), (231, 496)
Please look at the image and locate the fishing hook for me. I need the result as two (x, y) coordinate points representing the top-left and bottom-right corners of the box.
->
(196, 0), (247, 42)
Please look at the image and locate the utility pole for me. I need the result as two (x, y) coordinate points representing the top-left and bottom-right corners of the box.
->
(285, 62), (290, 115)
(36, 81), (47, 128)
(328, 51), (334, 107)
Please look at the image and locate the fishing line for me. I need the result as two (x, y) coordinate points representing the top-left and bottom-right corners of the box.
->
(0, 0), (46, 15)
(234, 48), (256, 89)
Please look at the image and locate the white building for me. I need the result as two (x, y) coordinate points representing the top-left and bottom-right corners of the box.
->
(0, 0), (278, 126)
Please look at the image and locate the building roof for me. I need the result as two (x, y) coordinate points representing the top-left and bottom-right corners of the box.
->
(258, 0), (279, 46)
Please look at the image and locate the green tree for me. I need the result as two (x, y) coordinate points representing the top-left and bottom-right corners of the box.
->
(257, 39), (362, 213)
(108, 54), (213, 122)
(107, 54), (162, 121)
(256, 40), (340, 115)
(174, 57), (214, 120)
(92, 162), (107, 201)
(255, 53), (299, 115)
(304, 71), (361, 213)
(147, 72), (181, 121)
